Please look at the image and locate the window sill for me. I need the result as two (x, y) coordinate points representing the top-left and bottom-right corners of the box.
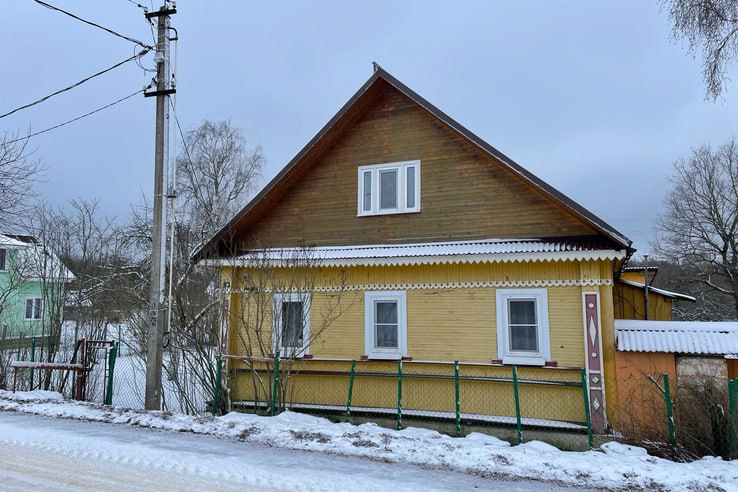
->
(361, 353), (405, 361)
(501, 355), (546, 367)
(357, 209), (420, 218)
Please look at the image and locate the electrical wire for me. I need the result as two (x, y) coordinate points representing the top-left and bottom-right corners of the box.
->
(134, 44), (156, 73)
(0, 50), (149, 120)
(126, 0), (148, 10)
(170, 102), (195, 172)
(125, 0), (157, 45)
(3, 89), (145, 145)
(33, 0), (154, 50)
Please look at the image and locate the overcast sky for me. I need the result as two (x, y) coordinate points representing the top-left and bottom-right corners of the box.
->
(3, 1), (738, 256)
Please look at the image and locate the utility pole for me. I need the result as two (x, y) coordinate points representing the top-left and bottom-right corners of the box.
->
(144, 2), (176, 411)
(644, 254), (650, 321)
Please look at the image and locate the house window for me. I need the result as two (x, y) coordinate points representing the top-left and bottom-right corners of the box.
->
(0, 248), (6, 271)
(272, 293), (310, 357)
(25, 298), (43, 320)
(358, 160), (420, 216)
(364, 291), (407, 359)
(496, 289), (550, 365)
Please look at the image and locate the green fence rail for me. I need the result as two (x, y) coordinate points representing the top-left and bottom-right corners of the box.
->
(729, 378), (737, 460)
(231, 357), (592, 448)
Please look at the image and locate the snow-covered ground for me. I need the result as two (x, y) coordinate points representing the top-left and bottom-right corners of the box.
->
(1, 390), (736, 491)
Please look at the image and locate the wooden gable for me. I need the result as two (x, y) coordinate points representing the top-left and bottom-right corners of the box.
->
(194, 67), (630, 259)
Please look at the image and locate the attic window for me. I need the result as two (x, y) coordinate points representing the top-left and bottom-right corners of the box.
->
(358, 160), (420, 216)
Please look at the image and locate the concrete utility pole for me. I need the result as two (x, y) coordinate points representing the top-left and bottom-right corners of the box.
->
(144, 2), (176, 411)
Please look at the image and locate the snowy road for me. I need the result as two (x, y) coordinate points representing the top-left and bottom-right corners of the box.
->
(0, 413), (584, 491)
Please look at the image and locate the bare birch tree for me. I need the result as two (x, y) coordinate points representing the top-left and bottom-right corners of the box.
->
(655, 139), (738, 319)
(0, 131), (44, 227)
(664, 0), (738, 99)
(177, 120), (264, 237)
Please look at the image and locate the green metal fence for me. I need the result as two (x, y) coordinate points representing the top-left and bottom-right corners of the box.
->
(228, 356), (593, 448)
(729, 378), (737, 460)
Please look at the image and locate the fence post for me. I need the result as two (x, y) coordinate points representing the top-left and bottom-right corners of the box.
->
(454, 360), (461, 437)
(270, 351), (280, 416)
(397, 360), (403, 430)
(212, 353), (223, 416)
(29, 337), (36, 389)
(580, 368), (593, 449)
(346, 359), (356, 422)
(663, 372), (677, 457)
(512, 365), (523, 444)
(728, 378), (737, 460)
(104, 341), (118, 405)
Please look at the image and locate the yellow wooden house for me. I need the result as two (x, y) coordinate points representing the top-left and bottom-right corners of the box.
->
(193, 65), (633, 435)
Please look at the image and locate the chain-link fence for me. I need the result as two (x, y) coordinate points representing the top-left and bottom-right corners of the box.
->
(227, 356), (593, 448)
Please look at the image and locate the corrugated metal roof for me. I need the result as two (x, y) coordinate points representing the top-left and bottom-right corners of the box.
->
(615, 319), (738, 355)
(219, 238), (626, 267)
(622, 266), (658, 272)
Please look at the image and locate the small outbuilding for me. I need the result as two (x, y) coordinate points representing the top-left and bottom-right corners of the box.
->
(614, 319), (738, 443)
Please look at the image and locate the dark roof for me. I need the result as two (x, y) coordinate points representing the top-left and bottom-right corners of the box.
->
(192, 64), (632, 262)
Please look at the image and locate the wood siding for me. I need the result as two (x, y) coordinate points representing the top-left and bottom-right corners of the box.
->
(237, 84), (598, 249)
(614, 351), (677, 438)
(613, 281), (673, 321)
(226, 260), (616, 366)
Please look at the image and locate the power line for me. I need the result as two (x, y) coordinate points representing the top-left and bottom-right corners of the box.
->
(126, 0), (148, 9)
(0, 50), (149, 120)
(124, 0), (157, 45)
(33, 0), (154, 50)
(170, 99), (194, 171)
(4, 89), (145, 145)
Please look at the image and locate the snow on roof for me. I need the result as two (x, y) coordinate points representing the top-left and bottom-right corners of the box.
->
(622, 266), (658, 272)
(211, 238), (627, 267)
(1, 235), (75, 281)
(618, 279), (696, 301)
(0, 234), (29, 248)
(615, 319), (738, 355)
(17, 245), (75, 281)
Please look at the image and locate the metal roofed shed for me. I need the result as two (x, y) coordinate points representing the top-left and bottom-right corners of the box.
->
(615, 319), (738, 356)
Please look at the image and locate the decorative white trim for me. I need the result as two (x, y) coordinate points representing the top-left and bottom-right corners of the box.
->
(205, 249), (625, 268)
(226, 278), (612, 295)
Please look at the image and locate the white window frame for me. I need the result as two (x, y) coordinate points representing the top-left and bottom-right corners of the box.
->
(25, 297), (43, 321)
(357, 160), (420, 216)
(272, 293), (310, 357)
(496, 289), (550, 366)
(364, 291), (407, 360)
